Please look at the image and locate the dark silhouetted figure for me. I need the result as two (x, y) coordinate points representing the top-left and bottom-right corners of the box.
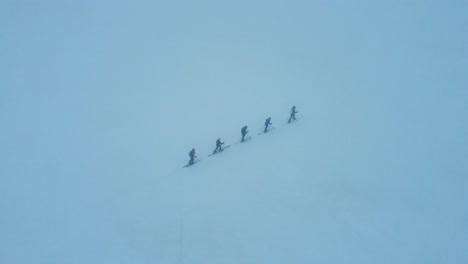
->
(241, 126), (249, 142)
(264, 117), (272, 133)
(213, 138), (224, 154)
(288, 106), (298, 123)
(188, 148), (197, 165)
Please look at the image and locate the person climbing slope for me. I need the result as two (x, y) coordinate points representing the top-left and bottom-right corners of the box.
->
(264, 117), (272, 133)
(288, 106), (298, 123)
(241, 126), (249, 142)
(188, 148), (197, 165)
(213, 138), (224, 154)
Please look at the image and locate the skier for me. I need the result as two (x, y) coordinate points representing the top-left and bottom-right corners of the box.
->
(288, 106), (298, 123)
(213, 138), (224, 154)
(264, 117), (272, 133)
(188, 148), (197, 165)
(241, 125), (249, 142)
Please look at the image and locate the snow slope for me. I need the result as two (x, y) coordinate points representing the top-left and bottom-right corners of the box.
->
(1, 1), (467, 264)
(164, 107), (466, 264)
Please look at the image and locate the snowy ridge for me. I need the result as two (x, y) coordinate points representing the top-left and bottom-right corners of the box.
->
(187, 118), (296, 167)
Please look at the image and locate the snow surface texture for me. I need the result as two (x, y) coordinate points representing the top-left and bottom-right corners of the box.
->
(1, 1), (467, 264)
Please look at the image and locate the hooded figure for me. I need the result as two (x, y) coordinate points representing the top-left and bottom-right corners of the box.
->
(241, 126), (249, 142)
(188, 148), (197, 165)
(213, 138), (224, 154)
(288, 106), (298, 123)
(264, 117), (272, 133)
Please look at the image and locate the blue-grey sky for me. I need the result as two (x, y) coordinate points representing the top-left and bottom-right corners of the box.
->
(1, 1), (467, 263)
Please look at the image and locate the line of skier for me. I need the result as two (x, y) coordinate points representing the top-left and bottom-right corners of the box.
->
(187, 106), (298, 166)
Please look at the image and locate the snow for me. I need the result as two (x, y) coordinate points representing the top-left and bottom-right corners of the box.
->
(1, 1), (467, 263)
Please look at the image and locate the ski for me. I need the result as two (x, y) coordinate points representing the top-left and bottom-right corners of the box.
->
(282, 115), (303, 126)
(244, 136), (252, 143)
(183, 160), (199, 168)
(238, 136), (252, 143)
(258, 126), (276, 135)
(208, 145), (231, 157)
